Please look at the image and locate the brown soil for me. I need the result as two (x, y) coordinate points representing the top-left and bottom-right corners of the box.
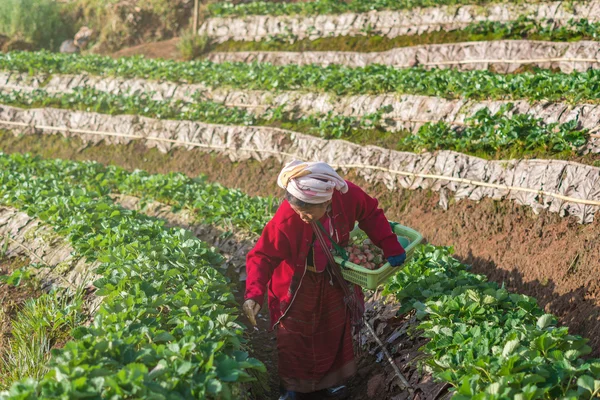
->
(2, 132), (600, 358)
(111, 37), (182, 60)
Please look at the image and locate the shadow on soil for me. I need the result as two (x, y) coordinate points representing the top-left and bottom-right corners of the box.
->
(460, 251), (600, 357)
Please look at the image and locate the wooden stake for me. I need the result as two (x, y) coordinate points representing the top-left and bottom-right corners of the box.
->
(193, 0), (200, 35)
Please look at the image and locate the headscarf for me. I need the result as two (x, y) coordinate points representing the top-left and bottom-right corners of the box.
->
(277, 160), (348, 205)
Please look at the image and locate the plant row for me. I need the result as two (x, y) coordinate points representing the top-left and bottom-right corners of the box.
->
(0, 152), (265, 399)
(0, 149), (276, 234)
(211, 17), (600, 53)
(206, 0), (568, 17)
(44, 155), (600, 398)
(383, 246), (600, 399)
(3, 51), (600, 103)
(0, 88), (589, 160)
(4, 151), (600, 399)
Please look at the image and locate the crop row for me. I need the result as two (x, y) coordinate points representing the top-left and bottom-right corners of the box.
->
(383, 246), (600, 399)
(4, 152), (599, 399)
(0, 152), (265, 399)
(206, 0), (575, 17)
(212, 17), (600, 53)
(0, 88), (590, 160)
(3, 51), (600, 103)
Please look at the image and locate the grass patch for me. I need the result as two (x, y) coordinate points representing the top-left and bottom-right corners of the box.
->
(178, 32), (212, 61)
(0, 290), (85, 390)
(0, 0), (74, 51)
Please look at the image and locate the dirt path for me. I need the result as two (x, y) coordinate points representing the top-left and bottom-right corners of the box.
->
(111, 38), (182, 60)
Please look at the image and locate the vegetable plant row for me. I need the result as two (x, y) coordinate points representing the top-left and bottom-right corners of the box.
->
(206, 0), (572, 17)
(212, 17), (600, 53)
(3, 51), (600, 102)
(0, 88), (589, 160)
(0, 152), (265, 399)
(3, 152), (600, 399)
(383, 246), (600, 399)
(0, 150), (275, 235)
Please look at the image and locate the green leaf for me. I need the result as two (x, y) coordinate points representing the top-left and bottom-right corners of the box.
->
(502, 339), (520, 357)
(536, 314), (555, 330)
(577, 375), (600, 396)
(153, 332), (176, 343)
(177, 361), (193, 375)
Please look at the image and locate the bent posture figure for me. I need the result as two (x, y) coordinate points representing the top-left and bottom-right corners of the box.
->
(243, 161), (406, 399)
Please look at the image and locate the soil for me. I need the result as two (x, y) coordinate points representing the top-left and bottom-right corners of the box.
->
(2, 131), (599, 358)
(111, 37), (182, 60)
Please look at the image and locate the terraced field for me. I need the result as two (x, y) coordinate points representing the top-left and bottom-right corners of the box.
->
(1, 0), (600, 398)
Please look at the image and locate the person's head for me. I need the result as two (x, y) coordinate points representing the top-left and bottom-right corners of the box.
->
(286, 191), (331, 224)
(277, 160), (348, 224)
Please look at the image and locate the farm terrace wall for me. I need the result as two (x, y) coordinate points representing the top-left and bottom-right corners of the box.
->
(198, 1), (597, 42)
(1, 105), (599, 223)
(4, 72), (600, 137)
(206, 40), (600, 74)
(1, 131), (600, 355)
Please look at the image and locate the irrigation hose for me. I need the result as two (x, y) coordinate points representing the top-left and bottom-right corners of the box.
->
(2, 119), (600, 207)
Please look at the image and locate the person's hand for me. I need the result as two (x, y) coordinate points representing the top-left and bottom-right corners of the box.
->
(387, 253), (406, 267)
(243, 299), (261, 326)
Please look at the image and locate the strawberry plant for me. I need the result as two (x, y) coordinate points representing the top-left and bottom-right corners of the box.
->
(401, 104), (588, 155)
(0, 153), (276, 235)
(383, 246), (600, 399)
(5, 51), (600, 102)
(0, 152), (266, 399)
(209, 17), (600, 54)
(2, 152), (600, 398)
(206, 0), (562, 17)
(0, 88), (590, 160)
(0, 88), (390, 141)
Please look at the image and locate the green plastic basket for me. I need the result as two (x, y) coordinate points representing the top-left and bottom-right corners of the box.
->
(334, 222), (423, 290)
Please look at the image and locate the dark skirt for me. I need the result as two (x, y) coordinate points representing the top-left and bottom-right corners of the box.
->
(276, 270), (356, 393)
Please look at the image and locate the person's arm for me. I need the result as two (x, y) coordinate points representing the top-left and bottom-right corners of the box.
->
(350, 182), (405, 260)
(245, 218), (290, 308)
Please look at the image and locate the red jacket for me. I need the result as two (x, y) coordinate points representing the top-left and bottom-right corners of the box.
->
(245, 181), (405, 329)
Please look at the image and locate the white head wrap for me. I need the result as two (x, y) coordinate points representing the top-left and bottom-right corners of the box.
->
(277, 160), (348, 205)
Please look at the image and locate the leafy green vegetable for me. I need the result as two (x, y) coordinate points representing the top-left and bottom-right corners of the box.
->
(0, 152), (275, 235)
(383, 245), (600, 399)
(0, 89), (589, 160)
(402, 105), (588, 155)
(206, 0), (565, 17)
(211, 17), (600, 54)
(0, 152), (265, 399)
(4, 51), (600, 102)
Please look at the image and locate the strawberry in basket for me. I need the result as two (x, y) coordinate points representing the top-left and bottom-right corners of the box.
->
(345, 238), (385, 270)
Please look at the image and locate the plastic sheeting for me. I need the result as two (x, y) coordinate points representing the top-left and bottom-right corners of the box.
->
(2, 105), (599, 223)
(0, 206), (101, 290)
(1, 71), (600, 153)
(206, 40), (600, 74)
(198, 1), (597, 43)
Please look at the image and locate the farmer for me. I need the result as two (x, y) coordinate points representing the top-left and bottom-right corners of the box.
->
(243, 160), (406, 400)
